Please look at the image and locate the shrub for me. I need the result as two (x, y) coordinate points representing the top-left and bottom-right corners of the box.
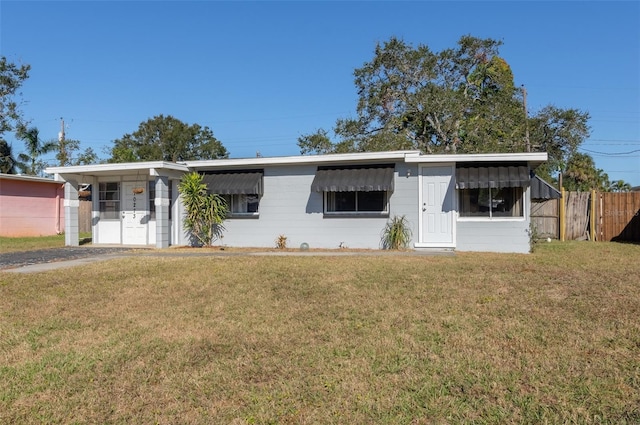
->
(381, 215), (412, 250)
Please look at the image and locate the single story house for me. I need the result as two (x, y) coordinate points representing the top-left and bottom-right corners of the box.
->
(45, 150), (547, 253)
(0, 173), (65, 237)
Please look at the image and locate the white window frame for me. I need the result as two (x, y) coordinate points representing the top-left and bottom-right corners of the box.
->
(98, 182), (120, 220)
(457, 186), (526, 221)
(223, 194), (260, 218)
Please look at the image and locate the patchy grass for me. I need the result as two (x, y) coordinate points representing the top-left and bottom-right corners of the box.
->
(0, 234), (92, 253)
(0, 241), (639, 424)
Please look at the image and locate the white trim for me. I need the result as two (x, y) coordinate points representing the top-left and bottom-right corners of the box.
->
(185, 150), (421, 168)
(0, 173), (62, 184)
(417, 163), (456, 248)
(405, 152), (547, 163)
(45, 161), (189, 177)
(457, 186), (526, 220)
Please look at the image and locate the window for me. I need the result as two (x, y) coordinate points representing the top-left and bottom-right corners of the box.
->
(459, 187), (524, 218)
(325, 191), (388, 214)
(223, 194), (260, 216)
(99, 182), (120, 219)
(148, 181), (173, 220)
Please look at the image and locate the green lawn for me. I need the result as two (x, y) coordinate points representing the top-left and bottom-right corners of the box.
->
(0, 233), (92, 253)
(1, 241), (638, 424)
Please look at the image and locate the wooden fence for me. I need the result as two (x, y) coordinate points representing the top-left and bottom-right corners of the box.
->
(79, 200), (92, 234)
(531, 199), (559, 239)
(564, 191), (591, 241)
(531, 191), (640, 243)
(596, 192), (640, 242)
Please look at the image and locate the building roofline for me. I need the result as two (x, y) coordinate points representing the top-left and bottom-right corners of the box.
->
(183, 150), (422, 168)
(42, 151), (549, 177)
(0, 173), (62, 184)
(404, 152), (548, 164)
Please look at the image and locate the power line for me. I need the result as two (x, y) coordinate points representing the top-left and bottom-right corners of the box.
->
(580, 147), (640, 156)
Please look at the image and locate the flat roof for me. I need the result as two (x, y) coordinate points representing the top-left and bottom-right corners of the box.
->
(44, 150), (549, 176)
(0, 173), (62, 184)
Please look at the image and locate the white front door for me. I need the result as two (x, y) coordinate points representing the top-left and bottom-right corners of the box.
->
(420, 165), (455, 246)
(122, 182), (148, 245)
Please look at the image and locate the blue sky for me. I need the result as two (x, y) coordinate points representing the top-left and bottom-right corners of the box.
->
(1, 1), (639, 185)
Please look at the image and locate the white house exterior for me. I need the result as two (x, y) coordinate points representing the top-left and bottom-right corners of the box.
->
(46, 150), (547, 253)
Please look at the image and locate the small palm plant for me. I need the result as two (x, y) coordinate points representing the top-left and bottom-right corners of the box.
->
(178, 172), (228, 247)
(381, 215), (413, 250)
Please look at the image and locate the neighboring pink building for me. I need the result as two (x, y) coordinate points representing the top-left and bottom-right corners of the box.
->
(0, 174), (65, 237)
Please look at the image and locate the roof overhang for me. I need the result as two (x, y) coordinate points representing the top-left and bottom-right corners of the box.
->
(404, 152), (548, 166)
(45, 161), (190, 182)
(0, 173), (63, 185)
(184, 150), (422, 170)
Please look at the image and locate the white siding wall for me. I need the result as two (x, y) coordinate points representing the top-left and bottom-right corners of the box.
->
(455, 187), (532, 254)
(177, 162), (419, 250)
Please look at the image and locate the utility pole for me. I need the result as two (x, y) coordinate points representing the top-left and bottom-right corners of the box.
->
(58, 117), (65, 166)
(522, 85), (530, 152)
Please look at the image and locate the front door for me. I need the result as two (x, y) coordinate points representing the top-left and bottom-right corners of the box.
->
(122, 182), (148, 245)
(420, 165), (455, 246)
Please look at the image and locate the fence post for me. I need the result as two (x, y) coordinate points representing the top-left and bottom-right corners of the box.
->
(590, 190), (596, 241)
(560, 187), (566, 242)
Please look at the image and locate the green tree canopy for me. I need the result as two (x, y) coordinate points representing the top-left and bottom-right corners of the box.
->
(0, 140), (24, 174)
(16, 126), (56, 175)
(299, 35), (526, 155)
(0, 56), (31, 144)
(298, 36), (592, 183)
(57, 138), (99, 166)
(109, 115), (228, 163)
(528, 105), (591, 182)
(562, 152), (610, 192)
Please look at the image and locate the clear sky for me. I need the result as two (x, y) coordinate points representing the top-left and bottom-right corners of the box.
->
(1, 1), (639, 185)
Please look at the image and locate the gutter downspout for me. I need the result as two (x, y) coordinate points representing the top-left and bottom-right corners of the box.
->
(55, 184), (63, 234)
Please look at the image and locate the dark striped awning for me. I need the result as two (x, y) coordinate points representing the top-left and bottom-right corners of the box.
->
(530, 174), (561, 199)
(456, 166), (530, 189)
(202, 172), (263, 195)
(311, 167), (394, 192)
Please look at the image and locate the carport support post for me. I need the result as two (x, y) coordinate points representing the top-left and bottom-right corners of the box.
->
(155, 176), (170, 248)
(64, 180), (80, 246)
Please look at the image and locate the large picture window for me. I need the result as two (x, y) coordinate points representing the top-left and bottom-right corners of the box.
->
(99, 182), (120, 219)
(459, 187), (524, 218)
(325, 191), (388, 214)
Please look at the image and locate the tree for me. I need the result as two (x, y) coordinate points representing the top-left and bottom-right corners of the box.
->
(297, 36), (592, 181)
(16, 126), (56, 175)
(56, 138), (99, 166)
(298, 35), (528, 155)
(528, 106), (591, 183)
(562, 152), (610, 192)
(109, 115), (228, 163)
(609, 180), (632, 193)
(0, 140), (24, 174)
(0, 56), (31, 144)
(178, 172), (228, 247)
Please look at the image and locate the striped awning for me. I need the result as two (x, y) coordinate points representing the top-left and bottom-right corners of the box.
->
(311, 167), (394, 192)
(530, 174), (561, 199)
(202, 172), (263, 195)
(456, 166), (530, 189)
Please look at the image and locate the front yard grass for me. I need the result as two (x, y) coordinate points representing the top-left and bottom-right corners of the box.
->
(0, 233), (92, 253)
(1, 241), (638, 424)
